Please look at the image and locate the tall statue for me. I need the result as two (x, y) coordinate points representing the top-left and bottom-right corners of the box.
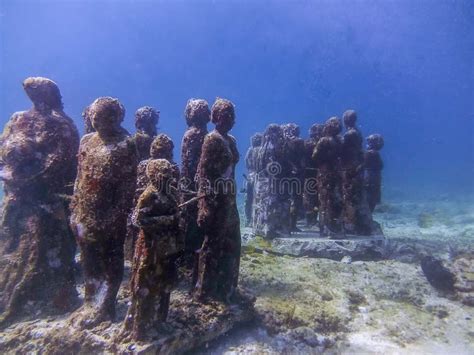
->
(133, 106), (159, 162)
(125, 159), (180, 340)
(70, 97), (138, 327)
(194, 98), (240, 302)
(364, 134), (384, 213)
(341, 110), (372, 235)
(254, 124), (290, 238)
(303, 123), (323, 226)
(244, 133), (262, 227)
(0, 77), (79, 326)
(125, 134), (180, 260)
(180, 99), (210, 265)
(312, 117), (343, 238)
(282, 123), (305, 231)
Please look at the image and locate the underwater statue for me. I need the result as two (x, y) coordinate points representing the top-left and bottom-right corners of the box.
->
(253, 124), (290, 238)
(133, 106), (159, 162)
(70, 97), (138, 327)
(303, 123), (323, 226)
(341, 110), (372, 235)
(180, 99), (210, 265)
(282, 123), (305, 231)
(125, 159), (180, 340)
(312, 117), (344, 237)
(194, 98), (241, 302)
(125, 133), (180, 260)
(82, 104), (95, 134)
(364, 133), (384, 213)
(0, 77), (79, 325)
(244, 133), (263, 227)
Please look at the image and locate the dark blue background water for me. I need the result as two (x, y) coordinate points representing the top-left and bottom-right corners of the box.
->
(1, 0), (473, 199)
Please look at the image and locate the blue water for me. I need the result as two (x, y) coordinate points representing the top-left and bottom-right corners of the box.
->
(1, 0), (473, 198)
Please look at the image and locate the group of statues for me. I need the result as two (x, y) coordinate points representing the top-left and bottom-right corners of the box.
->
(244, 110), (384, 239)
(0, 77), (241, 340)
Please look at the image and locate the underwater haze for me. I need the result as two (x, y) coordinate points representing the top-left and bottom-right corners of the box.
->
(1, 0), (473, 199)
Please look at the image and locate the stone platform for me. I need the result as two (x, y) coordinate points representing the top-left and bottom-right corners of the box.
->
(243, 224), (387, 261)
(0, 277), (255, 354)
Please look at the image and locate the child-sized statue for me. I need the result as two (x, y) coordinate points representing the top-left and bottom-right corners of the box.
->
(303, 123), (323, 226)
(312, 117), (344, 238)
(341, 110), (372, 235)
(180, 99), (210, 263)
(364, 134), (384, 213)
(133, 106), (159, 162)
(125, 159), (180, 340)
(70, 97), (138, 327)
(0, 77), (79, 325)
(125, 134), (180, 260)
(194, 98), (241, 302)
(244, 133), (262, 227)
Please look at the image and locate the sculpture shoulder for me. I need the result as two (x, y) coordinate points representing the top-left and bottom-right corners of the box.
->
(79, 132), (97, 147)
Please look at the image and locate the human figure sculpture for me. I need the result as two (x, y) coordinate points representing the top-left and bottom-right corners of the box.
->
(194, 98), (240, 302)
(180, 99), (210, 265)
(125, 159), (180, 340)
(244, 133), (262, 227)
(125, 134), (180, 260)
(133, 106), (159, 162)
(0, 77), (79, 325)
(364, 134), (384, 213)
(282, 123), (305, 231)
(303, 123), (323, 226)
(82, 104), (95, 134)
(312, 117), (344, 238)
(341, 110), (372, 235)
(254, 124), (290, 238)
(70, 97), (138, 327)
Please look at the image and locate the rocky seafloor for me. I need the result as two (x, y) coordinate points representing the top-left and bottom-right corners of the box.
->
(1, 192), (473, 354)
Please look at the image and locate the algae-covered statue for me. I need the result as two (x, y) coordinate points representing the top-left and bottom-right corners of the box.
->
(70, 97), (138, 327)
(282, 123), (305, 231)
(194, 98), (241, 302)
(126, 133), (180, 260)
(244, 133), (262, 227)
(125, 159), (180, 340)
(0, 77), (79, 325)
(180, 99), (210, 264)
(303, 123), (323, 226)
(364, 133), (384, 213)
(133, 106), (159, 162)
(254, 124), (290, 238)
(341, 110), (372, 235)
(312, 117), (343, 237)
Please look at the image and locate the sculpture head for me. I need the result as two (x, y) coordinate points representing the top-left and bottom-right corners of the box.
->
(89, 97), (125, 138)
(282, 123), (300, 139)
(135, 106), (159, 136)
(185, 99), (211, 128)
(309, 123), (323, 139)
(82, 104), (95, 134)
(323, 117), (342, 137)
(366, 134), (384, 151)
(251, 133), (263, 147)
(342, 110), (357, 129)
(263, 124), (284, 144)
(146, 158), (175, 191)
(150, 133), (174, 161)
(211, 98), (235, 134)
(22, 77), (63, 111)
